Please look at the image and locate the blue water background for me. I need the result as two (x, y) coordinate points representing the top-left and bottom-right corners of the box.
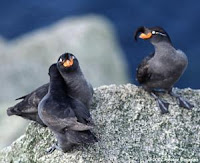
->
(0, 0), (199, 88)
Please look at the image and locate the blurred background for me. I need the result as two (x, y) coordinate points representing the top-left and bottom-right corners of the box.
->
(0, 0), (199, 149)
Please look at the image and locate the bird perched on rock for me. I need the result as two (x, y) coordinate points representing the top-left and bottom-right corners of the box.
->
(38, 64), (97, 153)
(7, 53), (93, 126)
(134, 26), (193, 114)
(7, 83), (49, 127)
(57, 52), (93, 108)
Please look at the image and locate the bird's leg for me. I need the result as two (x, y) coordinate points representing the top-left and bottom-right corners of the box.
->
(169, 88), (194, 110)
(46, 143), (62, 154)
(150, 92), (169, 114)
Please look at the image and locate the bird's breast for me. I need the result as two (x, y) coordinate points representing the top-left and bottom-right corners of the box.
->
(149, 52), (187, 78)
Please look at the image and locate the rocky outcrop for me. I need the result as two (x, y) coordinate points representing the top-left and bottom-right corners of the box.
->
(0, 15), (128, 148)
(0, 84), (199, 162)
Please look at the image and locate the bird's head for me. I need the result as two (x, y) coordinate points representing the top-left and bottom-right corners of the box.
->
(48, 63), (60, 78)
(57, 52), (79, 73)
(134, 26), (172, 45)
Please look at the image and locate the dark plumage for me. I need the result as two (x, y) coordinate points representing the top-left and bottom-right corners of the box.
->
(7, 83), (49, 126)
(134, 26), (193, 113)
(136, 53), (154, 84)
(57, 53), (94, 108)
(7, 53), (93, 126)
(38, 64), (97, 153)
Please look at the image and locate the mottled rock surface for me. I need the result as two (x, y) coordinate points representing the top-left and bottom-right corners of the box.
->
(0, 104), (27, 149)
(0, 84), (199, 162)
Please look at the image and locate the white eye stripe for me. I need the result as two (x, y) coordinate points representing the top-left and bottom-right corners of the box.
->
(156, 32), (167, 36)
(72, 56), (75, 59)
(151, 31), (167, 36)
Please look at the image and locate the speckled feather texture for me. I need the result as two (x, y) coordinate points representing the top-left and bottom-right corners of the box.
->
(0, 84), (200, 162)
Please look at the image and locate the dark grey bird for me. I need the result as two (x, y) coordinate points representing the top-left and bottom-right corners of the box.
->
(38, 64), (97, 153)
(57, 53), (94, 108)
(7, 84), (49, 126)
(134, 26), (193, 113)
(7, 53), (93, 126)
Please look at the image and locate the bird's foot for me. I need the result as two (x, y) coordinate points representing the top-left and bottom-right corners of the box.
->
(150, 92), (169, 114)
(153, 88), (167, 94)
(46, 143), (62, 154)
(169, 89), (194, 110)
(178, 97), (194, 110)
(157, 99), (169, 114)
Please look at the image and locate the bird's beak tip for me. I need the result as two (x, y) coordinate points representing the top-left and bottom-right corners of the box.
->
(134, 26), (146, 41)
(139, 32), (152, 40)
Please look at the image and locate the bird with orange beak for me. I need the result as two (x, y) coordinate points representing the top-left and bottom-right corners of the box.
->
(134, 26), (193, 114)
(57, 53), (94, 108)
(7, 53), (93, 126)
(38, 64), (97, 153)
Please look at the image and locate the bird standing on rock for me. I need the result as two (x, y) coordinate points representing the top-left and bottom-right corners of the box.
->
(38, 64), (97, 153)
(134, 26), (193, 113)
(57, 53), (94, 108)
(7, 83), (49, 126)
(7, 53), (93, 126)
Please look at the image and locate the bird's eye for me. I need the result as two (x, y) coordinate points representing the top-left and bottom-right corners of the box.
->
(72, 56), (75, 59)
(59, 58), (63, 62)
(151, 31), (167, 37)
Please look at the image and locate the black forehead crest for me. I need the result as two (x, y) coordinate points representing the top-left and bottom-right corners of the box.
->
(60, 53), (74, 59)
(150, 26), (172, 43)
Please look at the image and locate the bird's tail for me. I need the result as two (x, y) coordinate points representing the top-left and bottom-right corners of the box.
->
(7, 100), (38, 116)
(7, 106), (19, 116)
(6, 102), (27, 116)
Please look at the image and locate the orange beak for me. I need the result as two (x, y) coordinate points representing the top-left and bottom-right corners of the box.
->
(139, 32), (152, 39)
(63, 58), (74, 67)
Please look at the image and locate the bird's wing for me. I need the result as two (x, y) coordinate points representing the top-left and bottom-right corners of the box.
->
(15, 95), (28, 100)
(136, 53), (154, 84)
(45, 101), (93, 133)
(88, 82), (94, 95)
(49, 115), (93, 132)
(15, 83), (49, 101)
(72, 99), (94, 125)
(8, 83), (49, 117)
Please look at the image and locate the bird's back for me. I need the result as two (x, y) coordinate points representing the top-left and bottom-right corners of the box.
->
(7, 83), (49, 126)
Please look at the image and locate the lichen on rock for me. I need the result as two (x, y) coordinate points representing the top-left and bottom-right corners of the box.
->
(0, 84), (200, 162)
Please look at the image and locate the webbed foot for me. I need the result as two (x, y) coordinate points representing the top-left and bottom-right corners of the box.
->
(157, 99), (169, 114)
(178, 97), (194, 110)
(169, 89), (194, 110)
(46, 143), (62, 154)
(151, 92), (169, 114)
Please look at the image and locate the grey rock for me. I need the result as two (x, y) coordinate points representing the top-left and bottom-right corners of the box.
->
(0, 103), (28, 149)
(0, 84), (199, 162)
(0, 15), (128, 149)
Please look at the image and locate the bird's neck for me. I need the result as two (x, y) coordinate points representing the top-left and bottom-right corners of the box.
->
(153, 42), (176, 57)
(49, 77), (66, 96)
(61, 67), (87, 95)
(62, 67), (83, 85)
